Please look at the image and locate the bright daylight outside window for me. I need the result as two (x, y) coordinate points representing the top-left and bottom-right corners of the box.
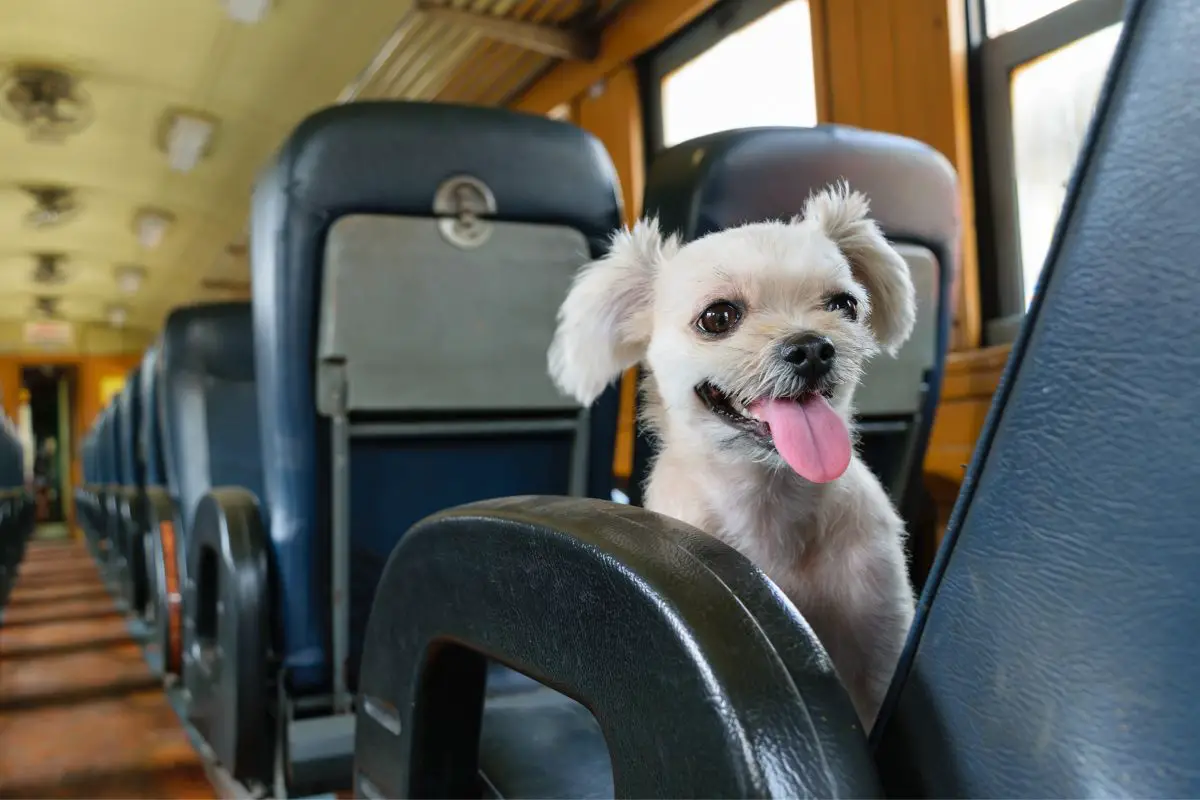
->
(660, 0), (817, 148)
(984, 0), (1078, 35)
(1010, 23), (1120, 307)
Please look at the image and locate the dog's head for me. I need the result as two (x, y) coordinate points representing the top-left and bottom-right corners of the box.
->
(548, 182), (916, 483)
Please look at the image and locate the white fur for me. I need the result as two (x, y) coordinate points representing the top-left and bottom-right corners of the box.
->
(548, 182), (917, 729)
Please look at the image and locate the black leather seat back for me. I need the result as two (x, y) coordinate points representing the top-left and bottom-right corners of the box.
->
(875, 0), (1200, 795)
(140, 344), (168, 488)
(118, 365), (143, 491)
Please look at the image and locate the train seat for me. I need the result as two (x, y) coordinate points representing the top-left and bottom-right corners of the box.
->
(100, 402), (123, 580)
(354, 0), (1200, 794)
(82, 412), (105, 560)
(77, 430), (95, 546)
(189, 99), (626, 795)
(91, 409), (115, 563)
(0, 423), (29, 607)
(153, 302), (266, 714)
(116, 364), (149, 614)
(139, 343), (175, 662)
(629, 125), (959, 584)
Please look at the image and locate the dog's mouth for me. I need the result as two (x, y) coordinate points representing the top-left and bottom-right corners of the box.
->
(695, 381), (851, 484)
(694, 382), (835, 433)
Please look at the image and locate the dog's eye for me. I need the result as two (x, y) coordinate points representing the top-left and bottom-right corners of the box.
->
(826, 292), (859, 321)
(696, 301), (741, 335)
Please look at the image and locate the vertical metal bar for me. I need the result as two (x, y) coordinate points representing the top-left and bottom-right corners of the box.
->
(329, 364), (352, 716)
(567, 408), (590, 499)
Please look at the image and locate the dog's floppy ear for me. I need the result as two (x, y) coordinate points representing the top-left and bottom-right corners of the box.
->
(548, 218), (679, 404)
(804, 182), (917, 355)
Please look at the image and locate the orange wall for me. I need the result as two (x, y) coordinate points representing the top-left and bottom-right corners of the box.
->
(0, 352), (143, 533)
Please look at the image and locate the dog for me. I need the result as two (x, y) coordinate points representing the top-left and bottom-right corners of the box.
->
(547, 182), (917, 729)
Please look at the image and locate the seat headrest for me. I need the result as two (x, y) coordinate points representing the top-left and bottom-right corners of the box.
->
(118, 365), (142, 483)
(645, 125), (958, 253)
(255, 100), (621, 246)
(161, 302), (255, 383)
(139, 342), (167, 486)
(105, 402), (123, 484)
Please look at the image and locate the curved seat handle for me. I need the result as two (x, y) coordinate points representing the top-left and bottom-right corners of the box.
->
(354, 495), (879, 799)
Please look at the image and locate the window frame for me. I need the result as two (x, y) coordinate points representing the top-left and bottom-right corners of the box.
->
(640, 0), (810, 156)
(971, 0), (1126, 343)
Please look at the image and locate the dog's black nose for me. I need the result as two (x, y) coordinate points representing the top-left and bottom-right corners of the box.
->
(781, 333), (835, 379)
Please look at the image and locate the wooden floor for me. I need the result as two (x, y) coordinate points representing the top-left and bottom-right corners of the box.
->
(0, 537), (215, 799)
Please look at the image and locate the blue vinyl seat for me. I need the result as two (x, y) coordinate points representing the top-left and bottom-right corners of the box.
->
(114, 364), (150, 613)
(150, 303), (264, 702)
(0, 418), (30, 606)
(138, 342), (178, 663)
(80, 413), (105, 558)
(76, 430), (95, 546)
(100, 401), (124, 578)
(177, 100), (625, 794)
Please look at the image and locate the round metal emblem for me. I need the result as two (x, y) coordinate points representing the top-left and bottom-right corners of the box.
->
(433, 174), (497, 249)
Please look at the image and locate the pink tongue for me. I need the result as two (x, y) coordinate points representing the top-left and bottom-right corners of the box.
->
(749, 395), (851, 483)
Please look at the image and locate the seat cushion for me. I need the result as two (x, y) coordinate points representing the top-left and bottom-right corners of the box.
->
(479, 686), (613, 800)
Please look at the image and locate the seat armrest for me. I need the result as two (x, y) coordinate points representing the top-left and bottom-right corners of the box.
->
(188, 487), (277, 787)
(354, 495), (880, 799)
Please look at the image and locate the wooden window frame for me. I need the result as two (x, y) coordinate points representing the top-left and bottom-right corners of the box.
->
(970, 0), (1125, 343)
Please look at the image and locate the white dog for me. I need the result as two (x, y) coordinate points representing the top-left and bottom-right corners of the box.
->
(547, 182), (917, 729)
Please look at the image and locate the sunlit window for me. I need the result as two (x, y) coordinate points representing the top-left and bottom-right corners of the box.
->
(1010, 23), (1120, 307)
(984, 0), (1079, 36)
(974, 0), (1124, 335)
(660, 0), (817, 148)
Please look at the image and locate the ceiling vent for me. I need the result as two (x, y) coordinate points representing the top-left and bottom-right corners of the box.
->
(0, 65), (94, 142)
(32, 253), (68, 285)
(34, 295), (60, 318)
(21, 185), (80, 228)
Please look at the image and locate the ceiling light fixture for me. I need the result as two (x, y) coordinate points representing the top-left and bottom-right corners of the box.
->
(115, 264), (146, 295)
(158, 109), (218, 173)
(133, 207), (173, 249)
(223, 0), (271, 23)
(107, 304), (128, 328)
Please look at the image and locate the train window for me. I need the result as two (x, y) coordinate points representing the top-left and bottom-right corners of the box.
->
(642, 0), (818, 153)
(984, 0), (1079, 35)
(974, 0), (1124, 342)
(1010, 25), (1120, 309)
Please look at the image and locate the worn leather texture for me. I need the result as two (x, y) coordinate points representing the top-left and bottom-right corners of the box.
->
(874, 0), (1200, 795)
(355, 496), (880, 799)
(250, 101), (625, 692)
(105, 394), (123, 487)
(159, 302), (266, 551)
(139, 344), (168, 487)
(117, 365), (143, 490)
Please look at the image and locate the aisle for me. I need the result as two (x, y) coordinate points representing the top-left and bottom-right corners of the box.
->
(0, 537), (215, 799)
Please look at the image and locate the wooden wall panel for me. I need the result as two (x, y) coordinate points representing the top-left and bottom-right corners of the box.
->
(813, 0), (982, 351)
(0, 352), (142, 536)
(574, 66), (646, 480)
(923, 344), (1011, 542)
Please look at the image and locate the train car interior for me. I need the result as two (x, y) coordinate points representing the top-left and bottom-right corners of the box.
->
(1, 0), (1197, 797)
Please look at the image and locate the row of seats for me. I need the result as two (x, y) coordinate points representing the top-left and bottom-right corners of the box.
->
(76, 103), (956, 795)
(0, 418), (33, 608)
(74, 0), (1200, 795)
